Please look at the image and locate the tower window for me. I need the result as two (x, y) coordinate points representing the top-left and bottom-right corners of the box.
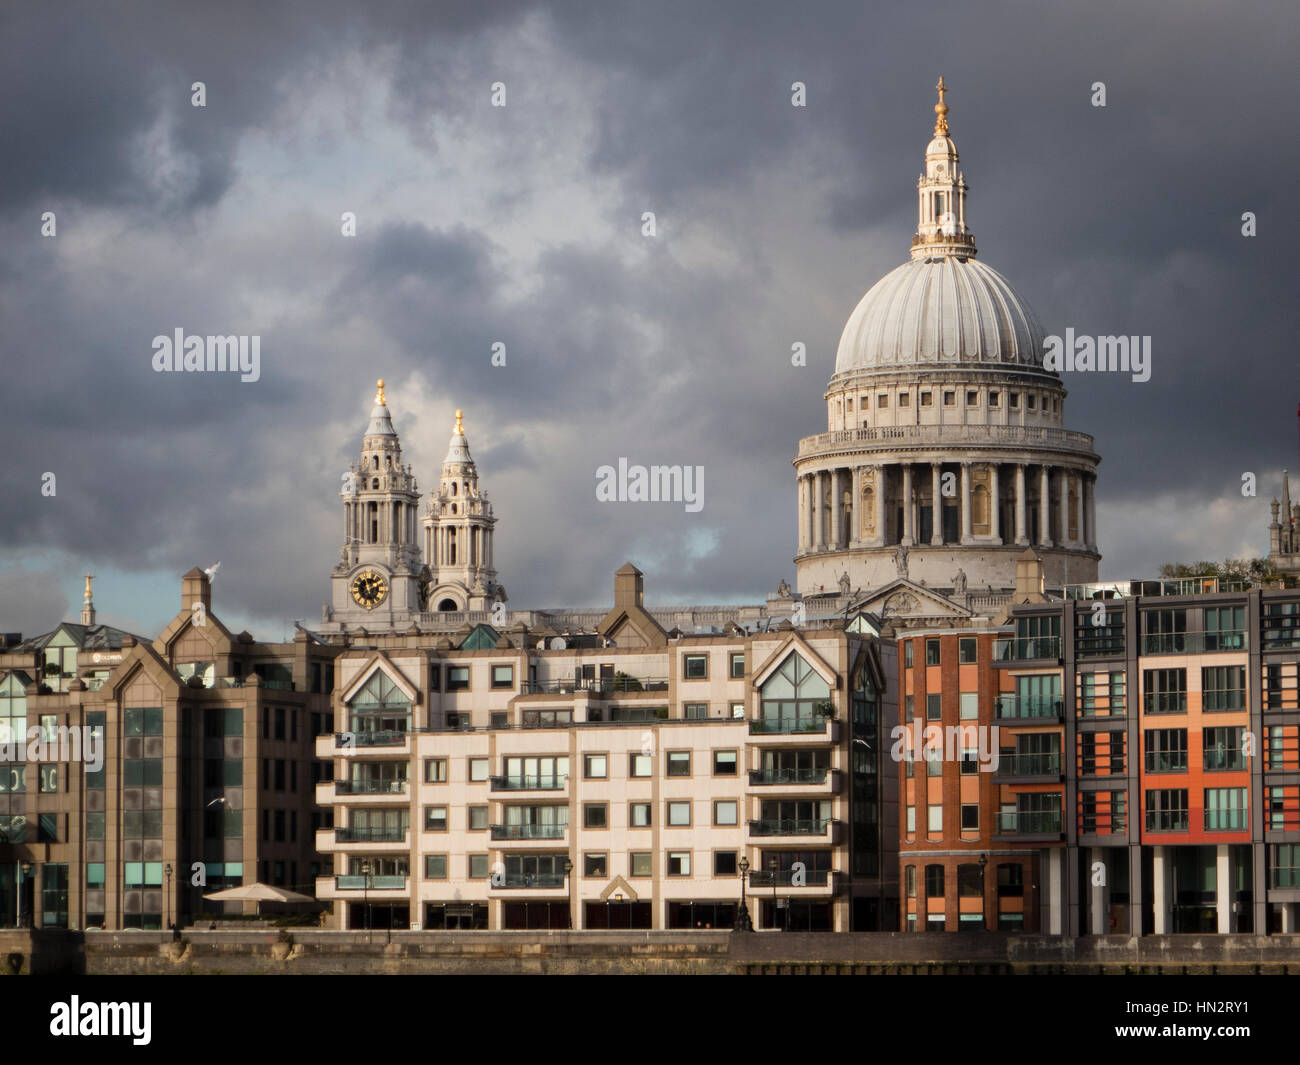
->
(450, 504), (457, 515)
(1027, 395), (1037, 410)
(966, 390), (978, 405)
(878, 395), (889, 408)
(989, 392), (1000, 407)
(846, 397), (853, 411)
(372, 456), (379, 470)
(451, 483), (457, 496)
(1009, 393), (1020, 409)
(899, 393), (910, 407)
(920, 392), (933, 407)
(371, 479), (379, 490)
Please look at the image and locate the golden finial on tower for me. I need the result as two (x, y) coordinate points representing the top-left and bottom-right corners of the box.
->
(375, 378), (386, 404)
(454, 409), (464, 435)
(933, 76), (949, 136)
(83, 572), (94, 600)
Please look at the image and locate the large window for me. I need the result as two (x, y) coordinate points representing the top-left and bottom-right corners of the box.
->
(1145, 788), (1189, 832)
(1144, 669), (1187, 714)
(924, 864), (944, 897)
(1144, 728), (1187, 773)
(1202, 666), (1246, 711)
(347, 671), (411, 740)
(758, 653), (832, 733)
(1204, 787), (1247, 831)
(1203, 727), (1245, 771)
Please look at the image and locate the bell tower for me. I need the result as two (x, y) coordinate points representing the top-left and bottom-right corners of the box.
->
(329, 379), (424, 628)
(421, 410), (503, 613)
(912, 76), (976, 259)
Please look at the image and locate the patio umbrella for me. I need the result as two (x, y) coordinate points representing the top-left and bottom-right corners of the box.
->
(202, 882), (316, 917)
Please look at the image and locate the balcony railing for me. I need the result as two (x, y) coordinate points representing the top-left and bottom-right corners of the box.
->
(1270, 867), (1300, 888)
(748, 869), (831, 887)
(749, 715), (833, 735)
(996, 810), (1062, 835)
(1078, 816), (1128, 835)
(335, 826), (408, 843)
(996, 753), (1062, 777)
(993, 637), (1061, 661)
(1140, 630), (1248, 655)
(335, 875), (408, 890)
(748, 767), (830, 785)
(1142, 694), (1187, 714)
(1144, 811), (1189, 832)
(494, 873), (566, 889)
(797, 423), (1096, 459)
(336, 730), (408, 747)
(748, 818), (830, 836)
(995, 695), (1063, 720)
(490, 824), (567, 840)
(489, 774), (568, 791)
(520, 676), (668, 694)
(335, 779), (408, 795)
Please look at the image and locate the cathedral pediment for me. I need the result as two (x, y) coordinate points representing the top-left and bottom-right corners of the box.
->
(856, 578), (973, 622)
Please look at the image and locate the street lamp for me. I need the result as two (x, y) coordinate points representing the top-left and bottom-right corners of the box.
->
(361, 859), (372, 941)
(19, 860), (32, 928)
(978, 854), (988, 930)
(164, 863), (174, 935)
(733, 856), (753, 931)
(768, 857), (780, 932)
(563, 859), (574, 930)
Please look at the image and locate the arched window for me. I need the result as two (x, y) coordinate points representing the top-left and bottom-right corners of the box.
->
(971, 484), (988, 526)
(437, 598), (458, 612)
(372, 456), (379, 470)
(451, 483), (457, 496)
(371, 478), (379, 490)
(758, 653), (832, 733)
(347, 670), (411, 741)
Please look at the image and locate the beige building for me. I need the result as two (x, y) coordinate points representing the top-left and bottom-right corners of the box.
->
(314, 566), (897, 930)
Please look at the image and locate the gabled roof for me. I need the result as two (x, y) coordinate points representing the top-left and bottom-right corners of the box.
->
(10, 621), (140, 654)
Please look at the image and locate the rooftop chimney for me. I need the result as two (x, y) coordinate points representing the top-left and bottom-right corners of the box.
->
(614, 562), (645, 609)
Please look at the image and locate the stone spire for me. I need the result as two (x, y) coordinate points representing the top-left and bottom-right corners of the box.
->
(81, 572), (96, 626)
(1283, 470), (1294, 553)
(912, 76), (976, 260)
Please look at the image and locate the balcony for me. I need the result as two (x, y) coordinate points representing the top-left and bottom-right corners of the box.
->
(994, 809), (1063, 839)
(520, 676), (668, 695)
(747, 869), (835, 894)
(319, 730), (410, 757)
(749, 715), (837, 741)
(748, 818), (832, 839)
(335, 826), (409, 843)
(334, 778), (409, 796)
(995, 753), (1062, 780)
(993, 637), (1061, 662)
(333, 875), (408, 891)
(489, 774), (568, 792)
(490, 824), (568, 841)
(748, 767), (831, 786)
(492, 873), (567, 890)
(1140, 630), (1248, 655)
(994, 695), (1063, 721)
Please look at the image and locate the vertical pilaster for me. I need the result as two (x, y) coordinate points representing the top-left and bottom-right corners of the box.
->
(930, 463), (943, 545)
(990, 463), (1001, 543)
(901, 464), (914, 546)
(960, 461), (973, 544)
(1038, 466), (1051, 547)
(1015, 464), (1028, 545)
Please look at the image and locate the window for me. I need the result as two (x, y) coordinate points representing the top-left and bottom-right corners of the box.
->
(1144, 668), (1187, 713)
(424, 758), (447, 783)
(899, 392), (910, 407)
(1145, 788), (1189, 832)
(1027, 394), (1036, 410)
(468, 854), (489, 879)
(1009, 392), (1020, 409)
(446, 666), (470, 691)
(683, 655), (708, 680)
(730, 652), (745, 678)
(630, 853), (653, 877)
(959, 692), (978, 720)
(904, 641), (914, 668)
(429, 664), (441, 692)
(469, 758), (488, 782)
(714, 851), (737, 876)
(997, 863), (1023, 897)
(491, 665), (514, 689)
(1202, 666), (1246, 711)
(906, 695), (915, 719)
(583, 853), (608, 878)
(958, 864), (983, 897)
(926, 694), (941, 721)
(630, 802), (652, 827)
(989, 391), (1000, 408)
(713, 750), (738, 775)
(490, 711), (508, 729)
(39, 765), (57, 792)
(468, 805), (489, 831)
(584, 754), (607, 779)
(683, 703), (708, 720)
(713, 800), (738, 826)
(924, 864), (944, 896)
(878, 394), (889, 408)
(424, 806), (448, 832)
(667, 851), (691, 876)
(960, 748), (978, 775)
(667, 801), (692, 826)
(943, 391), (955, 406)
(905, 866), (916, 897)
(424, 854), (447, 879)
(966, 390), (978, 405)
(584, 803), (608, 829)
(629, 753), (652, 778)
(959, 637), (977, 663)
(925, 639), (940, 666)
(1203, 726), (1245, 771)
(906, 806), (916, 833)
(961, 804), (979, 829)
(666, 751), (691, 777)
(729, 702), (745, 719)
(1204, 787), (1247, 831)
(1145, 728), (1188, 772)
(921, 392), (933, 407)
(927, 806), (942, 833)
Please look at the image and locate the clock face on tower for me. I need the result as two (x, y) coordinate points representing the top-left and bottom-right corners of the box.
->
(350, 570), (389, 609)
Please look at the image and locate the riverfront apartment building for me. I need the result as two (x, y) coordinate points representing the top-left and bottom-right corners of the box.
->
(0, 570), (335, 929)
(899, 556), (1300, 935)
(313, 565), (898, 931)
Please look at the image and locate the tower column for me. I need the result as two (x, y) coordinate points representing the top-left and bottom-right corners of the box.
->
(1015, 464), (1028, 545)
(805, 475), (815, 551)
(812, 473), (824, 549)
(875, 466), (888, 546)
(990, 463), (1001, 543)
(850, 466), (863, 548)
(1038, 466), (1051, 547)
(1059, 469), (1070, 549)
(830, 469), (843, 549)
(930, 463), (943, 545)
(1085, 476), (1096, 551)
(901, 464), (914, 546)
(797, 477), (806, 553)
(960, 462), (973, 544)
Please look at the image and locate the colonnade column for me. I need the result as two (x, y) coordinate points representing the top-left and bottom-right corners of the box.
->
(901, 464), (914, 546)
(1085, 475), (1097, 551)
(990, 463), (1001, 543)
(1014, 464), (1028, 545)
(875, 465), (888, 546)
(1038, 466), (1051, 547)
(850, 466), (863, 547)
(830, 469), (842, 550)
(930, 463), (943, 545)
(1059, 469), (1070, 550)
(960, 462), (973, 544)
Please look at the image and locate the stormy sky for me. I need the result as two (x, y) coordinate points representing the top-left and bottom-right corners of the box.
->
(1, 0), (1296, 641)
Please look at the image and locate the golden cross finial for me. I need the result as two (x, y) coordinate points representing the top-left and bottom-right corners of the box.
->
(375, 378), (386, 404)
(934, 75), (949, 136)
(454, 409), (464, 435)
(83, 572), (94, 600)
